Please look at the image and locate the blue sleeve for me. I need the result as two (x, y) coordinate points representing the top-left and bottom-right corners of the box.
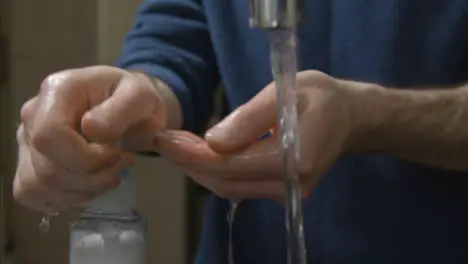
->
(116, 0), (220, 133)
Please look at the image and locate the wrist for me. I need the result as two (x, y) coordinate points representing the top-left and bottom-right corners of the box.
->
(131, 71), (183, 130)
(346, 81), (468, 155)
(343, 81), (389, 153)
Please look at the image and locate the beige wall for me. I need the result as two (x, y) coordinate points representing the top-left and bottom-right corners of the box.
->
(3, 1), (186, 263)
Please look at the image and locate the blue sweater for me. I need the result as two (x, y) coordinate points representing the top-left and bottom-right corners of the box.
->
(117, 0), (468, 263)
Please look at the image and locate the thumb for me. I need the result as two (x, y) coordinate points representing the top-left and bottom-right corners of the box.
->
(206, 84), (277, 154)
(81, 73), (166, 145)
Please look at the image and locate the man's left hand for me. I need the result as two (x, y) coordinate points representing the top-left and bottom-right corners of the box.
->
(154, 71), (367, 200)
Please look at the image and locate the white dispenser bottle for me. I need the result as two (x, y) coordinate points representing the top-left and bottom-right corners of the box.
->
(69, 170), (146, 264)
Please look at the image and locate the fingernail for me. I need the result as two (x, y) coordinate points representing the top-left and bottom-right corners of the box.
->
(205, 110), (239, 142)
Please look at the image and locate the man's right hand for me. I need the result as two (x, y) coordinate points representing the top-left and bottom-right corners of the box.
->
(14, 66), (177, 212)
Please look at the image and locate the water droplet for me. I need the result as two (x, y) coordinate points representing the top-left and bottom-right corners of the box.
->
(38, 211), (59, 233)
(227, 201), (240, 264)
(39, 215), (50, 233)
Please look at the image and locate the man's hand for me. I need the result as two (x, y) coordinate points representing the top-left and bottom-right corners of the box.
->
(14, 65), (181, 211)
(151, 69), (468, 202)
(152, 71), (360, 200)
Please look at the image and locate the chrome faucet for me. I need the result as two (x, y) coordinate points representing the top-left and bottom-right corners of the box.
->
(249, 0), (304, 29)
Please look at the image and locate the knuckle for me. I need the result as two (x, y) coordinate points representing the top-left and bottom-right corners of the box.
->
(28, 122), (63, 152)
(40, 71), (74, 95)
(130, 71), (152, 89)
(301, 70), (329, 80)
(29, 124), (56, 152)
(127, 74), (142, 88)
(19, 106), (29, 124)
(16, 124), (25, 143)
(119, 74), (141, 93)
(299, 70), (332, 87)
(127, 75), (157, 101)
(129, 72), (162, 103)
(20, 98), (37, 123)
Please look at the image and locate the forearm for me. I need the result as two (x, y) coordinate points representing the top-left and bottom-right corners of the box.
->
(350, 82), (468, 171)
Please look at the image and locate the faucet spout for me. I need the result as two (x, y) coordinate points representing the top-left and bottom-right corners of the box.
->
(249, 0), (304, 29)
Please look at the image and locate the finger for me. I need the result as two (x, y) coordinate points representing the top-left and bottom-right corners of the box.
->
(81, 72), (165, 143)
(155, 131), (282, 180)
(13, 152), (93, 211)
(192, 138), (283, 179)
(156, 130), (204, 144)
(40, 190), (93, 212)
(14, 177), (93, 211)
(14, 125), (127, 210)
(219, 136), (282, 176)
(14, 157), (130, 212)
(36, 66), (125, 126)
(15, 124), (41, 194)
(24, 132), (126, 194)
(154, 130), (222, 165)
(20, 97), (39, 133)
(16, 123), (27, 146)
(31, 126), (123, 175)
(21, 125), (126, 199)
(205, 83), (277, 153)
(191, 166), (281, 181)
(30, 69), (126, 173)
(186, 171), (284, 201)
(29, 96), (124, 174)
(117, 124), (200, 152)
(51, 154), (131, 194)
(31, 148), (131, 194)
(75, 153), (133, 194)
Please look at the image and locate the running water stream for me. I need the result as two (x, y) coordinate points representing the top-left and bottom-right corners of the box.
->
(269, 28), (307, 264)
(227, 200), (239, 264)
(226, 28), (306, 264)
